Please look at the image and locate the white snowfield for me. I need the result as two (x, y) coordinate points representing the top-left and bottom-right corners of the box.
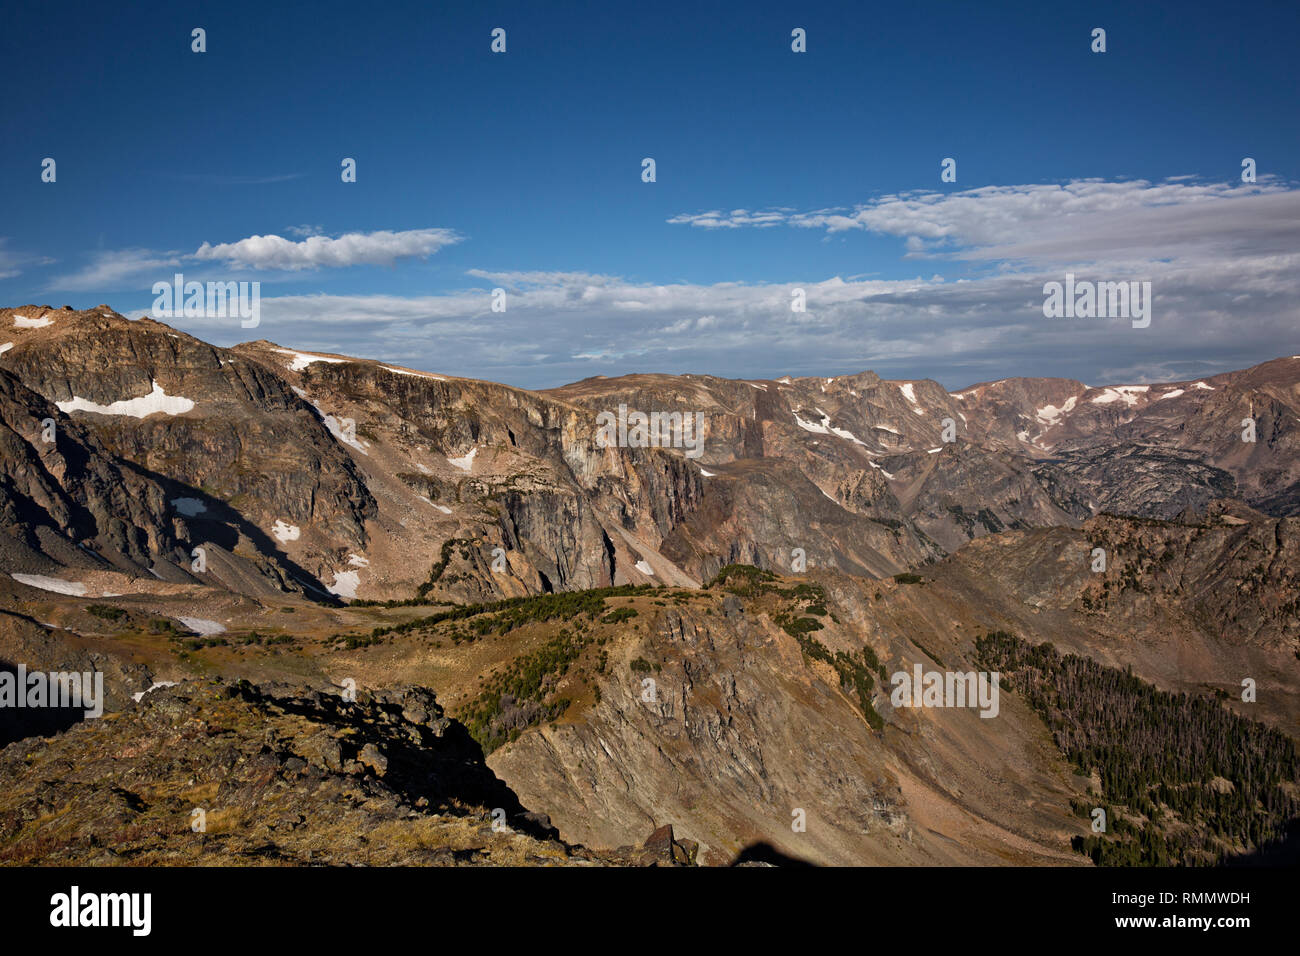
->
(56, 381), (195, 418)
(272, 520), (301, 543)
(132, 681), (178, 703)
(793, 410), (869, 446)
(382, 365), (446, 381)
(1090, 385), (1150, 406)
(171, 497), (207, 516)
(634, 560), (655, 575)
(327, 570), (360, 599)
(9, 573), (87, 596)
(447, 447), (478, 472)
(13, 313), (52, 328)
(290, 386), (369, 455)
(793, 411), (830, 435)
(320, 409), (368, 454)
(275, 349), (348, 372)
(179, 617), (225, 635)
(1035, 396), (1078, 425)
(0, 342), (12, 354)
(418, 496), (453, 513)
(899, 383), (926, 414)
(828, 423), (867, 445)
(698, 467), (716, 477)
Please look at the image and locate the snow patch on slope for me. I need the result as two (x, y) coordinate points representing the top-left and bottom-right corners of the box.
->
(447, 447), (478, 472)
(793, 412), (829, 435)
(1034, 396), (1077, 425)
(383, 365), (446, 381)
(276, 349), (348, 372)
(290, 388), (369, 455)
(327, 570), (360, 599)
(57, 381), (195, 418)
(1090, 385), (1149, 406)
(10, 573), (87, 596)
(179, 617), (226, 635)
(132, 681), (178, 703)
(794, 410), (868, 446)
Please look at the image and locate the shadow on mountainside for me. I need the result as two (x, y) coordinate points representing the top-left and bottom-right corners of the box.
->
(730, 841), (818, 867)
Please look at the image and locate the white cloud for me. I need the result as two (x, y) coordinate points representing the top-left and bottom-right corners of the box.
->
(0, 239), (55, 280)
(665, 208), (792, 229)
(670, 178), (1299, 269)
(43, 248), (182, 291)
(26, 179), (1300, 392)
(44, 228), (462, 290)
(145, 244), (1296, 391)
(194, 228), (461, 271)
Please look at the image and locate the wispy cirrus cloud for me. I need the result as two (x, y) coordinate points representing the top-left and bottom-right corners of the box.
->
(153, 171), (305, 186)
(0, 239), (56, 281)
(142, 248), (1299, 390)
(670, 178), (1299, 267)
(45, 248), (185, 292)
(29, 178), (1300, 390)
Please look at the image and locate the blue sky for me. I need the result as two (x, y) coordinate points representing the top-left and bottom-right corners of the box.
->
(2, 0), (1297, 388)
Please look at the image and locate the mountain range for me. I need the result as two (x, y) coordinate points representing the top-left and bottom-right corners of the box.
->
(1, 303), (1296, 866)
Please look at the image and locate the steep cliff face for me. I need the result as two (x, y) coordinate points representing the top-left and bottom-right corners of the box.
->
(0, 306), (375, 597)
(0, 363), (321, 597)
(0, 364), (181, 574)
(483, 507), (1298, 864)
(886, 511), (1300, 732)
(485, 583), (1086, 866)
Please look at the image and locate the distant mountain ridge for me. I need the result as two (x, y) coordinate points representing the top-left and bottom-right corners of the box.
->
(1, 303), (1296, 605)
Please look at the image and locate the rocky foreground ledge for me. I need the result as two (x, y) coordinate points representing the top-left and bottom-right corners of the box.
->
(0, 679), (695, 866)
